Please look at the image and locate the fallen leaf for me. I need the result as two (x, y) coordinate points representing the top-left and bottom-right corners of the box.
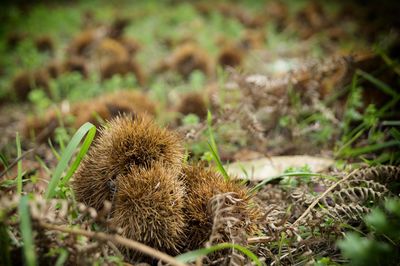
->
(225, 155), (334, 181)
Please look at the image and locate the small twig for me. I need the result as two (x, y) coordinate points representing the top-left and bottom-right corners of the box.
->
(293, 169), (358, 226)
(36, 119), (58, 144)
(38, 221), (187, 266)
(0, 148), (35, 179)
(107, 240), (123, 258)
(270, 246), (300, 266)
(247, 236), (274, 244)
(196, 257), (203, 266)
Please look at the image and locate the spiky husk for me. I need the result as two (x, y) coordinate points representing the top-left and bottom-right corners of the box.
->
(67, 29), (104, 57)
(72, 115), (184, 210)
(111, 164), (186, 257)
(23, 109), (59, 142)
(24, 91), (156, 142)
(176, 92), (208, 120)
(100, 59), (145, 86)
(181, 163), (262, 250)
(107, 17), (130, 39)
(118, 37), (141, 56)
(6, 32), (27, 49)
(35, 36), (54, 54)
(70, 101), (110, 128)
(12, 70), (50, 101)
(45, 61), (62, 79)
(239, 30), (265, 50)
(62, 56), (89, 78)
(96, 38), (129, 63)
(102, 90), (156, 117)
(72, 90), (156, 127)
(44, 57), (88, 79)
(218, 45), (243, 68)
(171, 43), (212, 79)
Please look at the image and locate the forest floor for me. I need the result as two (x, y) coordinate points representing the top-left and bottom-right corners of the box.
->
(0, 0), (399, 265)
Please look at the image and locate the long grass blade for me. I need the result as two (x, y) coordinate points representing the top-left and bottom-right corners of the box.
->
(390, 128), (400, 141)
(341, 140), (400, 157)
(336, 127), (367, 157)
(207, 111), (230, 181)
(357, 69), (399, 97)
(375, 48), (400, 76)
(60, 124), (97, 187)
(19, 196), (37, 266)
(0, 153), (9, 169)
(382, 121), (400, 126)
(207, 142), (230, 181)
(55, 249), (68, 266)
(45, 122), (96, 199)
(16, 132), (23, 195)
(207, 111), (218, 154)
(250, 172), (322, 193)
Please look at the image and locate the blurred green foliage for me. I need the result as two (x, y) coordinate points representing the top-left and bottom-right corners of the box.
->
(338, 198), (400, 266)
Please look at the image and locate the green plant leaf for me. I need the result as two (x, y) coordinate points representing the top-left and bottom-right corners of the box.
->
(207, 111), (218, 153)
(19, 196), (37, 266)
(16, 132), (23, 195)
(341, 140), (400, 157)
(60, 124), (97, 187)
(207, 142), (230, 181)
(55, 249), (68, 266)
(250, 172), (322, 193)
(365, 209), (388, 233)
(45, 122), (96, 199)
(0, 153), (9, 168)
(207, 110), (230, 181)
(357, 69), (399, 97)
(338, 232), (391, 266)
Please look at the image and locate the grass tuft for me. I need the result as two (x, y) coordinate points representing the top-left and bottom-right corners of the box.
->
(45, 122), (96, 199)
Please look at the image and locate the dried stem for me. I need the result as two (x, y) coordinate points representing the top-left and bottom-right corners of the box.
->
(293, 169), (358, 226)
(38, 221), (187, 266)
(0, 148), (35, 179)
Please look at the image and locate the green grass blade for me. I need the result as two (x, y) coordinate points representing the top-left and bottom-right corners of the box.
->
(250, 172), (322, 193)
(35, 156), (51, 175)
(48, 139), (61, 161)
(382, 121), (400, 126)
(60, 124), (97, 187)
(375, 48), (400, 76)
(55, 249), (68, 266)
(207, 111), (230, 181)
(175, 243), (262, 266)
(207, 142), (230, 181)
(45, 122), (96, 199)
(207, 111), (218, 153)
(0, 153), (9, 168)
(337, 127), (367, 157)
(342, 140), (400, 157)
(19, 196), (37, 266)
(343, 122), (366, 143)
(16, 132), (23, 195)
(377, 95), (400, 117)
(356, 69), (399, 97)
(390, 128), (400, 141)
(278, 232), (286, 264)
